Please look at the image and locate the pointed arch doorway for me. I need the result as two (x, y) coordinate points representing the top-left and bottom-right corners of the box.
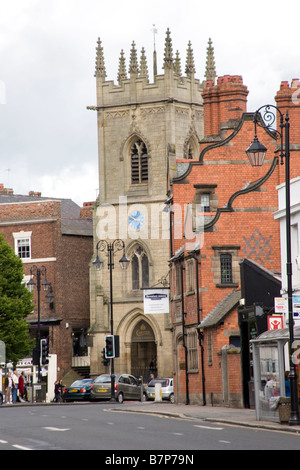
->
(131, 320), (156, 381)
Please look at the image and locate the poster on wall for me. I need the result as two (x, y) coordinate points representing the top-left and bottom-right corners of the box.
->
(143, 289), (169, 314)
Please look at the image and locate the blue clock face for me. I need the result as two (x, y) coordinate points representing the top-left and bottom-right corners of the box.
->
(128, 210), (144, 230)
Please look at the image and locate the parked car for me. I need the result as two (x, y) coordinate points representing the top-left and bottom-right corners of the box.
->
(0, 391), (3, 405)
(62, 378), (94, 402)
(146, 378), (174, 403)
(91, 373), (146, 403)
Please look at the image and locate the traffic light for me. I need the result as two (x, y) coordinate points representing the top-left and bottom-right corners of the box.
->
(40, 339), (49, 365)
(101, 347), (109, 366)
(32, 347), (39, 366)
(105, 335), (115, 358)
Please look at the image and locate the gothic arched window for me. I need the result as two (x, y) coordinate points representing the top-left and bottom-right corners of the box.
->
(131, 246), (149, 290)
(131, 139), (148, 184)
(184, 134), (199, 159)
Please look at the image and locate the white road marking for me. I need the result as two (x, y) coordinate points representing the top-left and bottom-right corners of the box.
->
(194, 424), (224, 430)
(43, 427), (70, 432)
(0, 440), (8, 444)
(12, 444), (33, 450)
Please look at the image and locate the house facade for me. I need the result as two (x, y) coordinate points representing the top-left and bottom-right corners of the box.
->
(168, 75), (300, 406)
(0, 186), (93, 380)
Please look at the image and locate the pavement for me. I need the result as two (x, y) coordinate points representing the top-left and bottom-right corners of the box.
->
(116, 400), (300, 434)
(2, 398), (300, 434)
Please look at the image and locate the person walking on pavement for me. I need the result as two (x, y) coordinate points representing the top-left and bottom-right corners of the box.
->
(18, 372), (27, 401)
(5, 372), (12, 404)
(12, 370), (18, 403)
(54, 380), (62, 402)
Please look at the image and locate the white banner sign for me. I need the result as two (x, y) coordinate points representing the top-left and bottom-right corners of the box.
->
(293, 295), (300, 316)
(144, 289), (169, 314)
(274, 296), (300, 318)
(274, 297), (287, 313)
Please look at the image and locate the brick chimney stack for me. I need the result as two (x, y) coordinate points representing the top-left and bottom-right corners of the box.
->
(275, 78), (300, 180)
(202, 75), (248, 137)
(0, 184), (13, 195)
(275, 79), (300, 144)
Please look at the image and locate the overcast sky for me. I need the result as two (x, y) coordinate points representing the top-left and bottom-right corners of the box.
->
(0, 0), (299, 206)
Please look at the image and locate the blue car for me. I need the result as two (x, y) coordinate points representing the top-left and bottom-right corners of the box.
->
(62, 379), (93, 402)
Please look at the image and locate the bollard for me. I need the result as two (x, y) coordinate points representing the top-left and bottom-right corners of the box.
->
(155, 382), (162, 402)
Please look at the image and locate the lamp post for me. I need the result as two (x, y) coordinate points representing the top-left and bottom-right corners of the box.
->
(93, 239), (130, 401)
(246, 104), (300, 425)
(27, 265), (50, 383)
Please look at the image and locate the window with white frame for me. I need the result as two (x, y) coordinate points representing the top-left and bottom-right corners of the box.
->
(13, 231), (32, 260)
(200, 193), (210, 213)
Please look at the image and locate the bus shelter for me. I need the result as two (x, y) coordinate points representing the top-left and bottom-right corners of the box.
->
(251, 327), (300, 422)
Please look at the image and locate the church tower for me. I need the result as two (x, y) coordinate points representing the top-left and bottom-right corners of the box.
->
(88, 30), (210, 379)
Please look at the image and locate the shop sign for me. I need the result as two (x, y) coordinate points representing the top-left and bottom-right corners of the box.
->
(144, 289), (169, 314)
(274, 297), (287, 313)
(293, 295), (300, 316)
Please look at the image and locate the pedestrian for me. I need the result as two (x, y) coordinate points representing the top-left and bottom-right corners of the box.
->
(285, 371), (291, 398)
(149, 357), (157, 376)
(147, 373), (155, 384)
(12, 370), (19, 403)
(54, 380), (61, 402)
(5, 372), (12, 404)
(59, 379), (65, 398)
(23, 372), (28, 401)
(18, 372), (27, 401)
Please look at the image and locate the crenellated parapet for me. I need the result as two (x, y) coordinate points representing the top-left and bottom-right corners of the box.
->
(91, 29), (213, 109)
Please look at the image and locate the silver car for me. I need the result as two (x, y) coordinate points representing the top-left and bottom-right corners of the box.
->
(146, 378), (174, 403)
(90, 373), (146, 403)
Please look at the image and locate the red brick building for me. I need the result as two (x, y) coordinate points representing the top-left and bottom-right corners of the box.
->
(0, 186), (93, 380)
(169, 76), (300, 407)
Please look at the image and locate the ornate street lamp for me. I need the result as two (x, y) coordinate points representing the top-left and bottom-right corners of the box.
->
(246, 104), (300, 425)
(27, 265), (50, 383)
(93, 239), (129, 401)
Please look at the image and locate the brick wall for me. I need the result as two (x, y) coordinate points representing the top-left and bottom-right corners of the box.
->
(169, 75), (300, 406)
(0, 194), (93, 378)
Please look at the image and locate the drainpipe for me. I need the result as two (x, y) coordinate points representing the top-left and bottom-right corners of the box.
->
(180, 260), (190, 405)
(190, 250), (206, 406)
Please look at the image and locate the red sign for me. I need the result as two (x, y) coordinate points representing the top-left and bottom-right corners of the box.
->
(268, 316), (284, 330)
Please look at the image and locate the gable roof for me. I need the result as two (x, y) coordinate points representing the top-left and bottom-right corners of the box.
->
(198, 288), (241, 329)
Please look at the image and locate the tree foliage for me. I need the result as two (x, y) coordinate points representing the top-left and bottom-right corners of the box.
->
(0, 233), (34, 365)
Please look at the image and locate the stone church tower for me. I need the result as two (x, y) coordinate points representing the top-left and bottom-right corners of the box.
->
(88, 30), (213, 379)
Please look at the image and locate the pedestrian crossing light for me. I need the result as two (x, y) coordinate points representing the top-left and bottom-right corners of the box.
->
(105, 335), (115, 359)
(40, 338), (49, 365)
(101, 347), (109, 366)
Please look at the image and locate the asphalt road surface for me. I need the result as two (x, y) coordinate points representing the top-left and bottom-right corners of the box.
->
(0, 403), (300, 453)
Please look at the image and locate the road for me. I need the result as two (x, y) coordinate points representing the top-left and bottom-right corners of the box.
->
(0, 403), (300, 453)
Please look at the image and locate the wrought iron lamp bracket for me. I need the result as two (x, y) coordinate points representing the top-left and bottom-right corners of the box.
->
(253, 104), (285, 164)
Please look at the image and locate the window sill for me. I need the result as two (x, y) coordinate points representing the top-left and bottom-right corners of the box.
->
(216, 283), (239, 288)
